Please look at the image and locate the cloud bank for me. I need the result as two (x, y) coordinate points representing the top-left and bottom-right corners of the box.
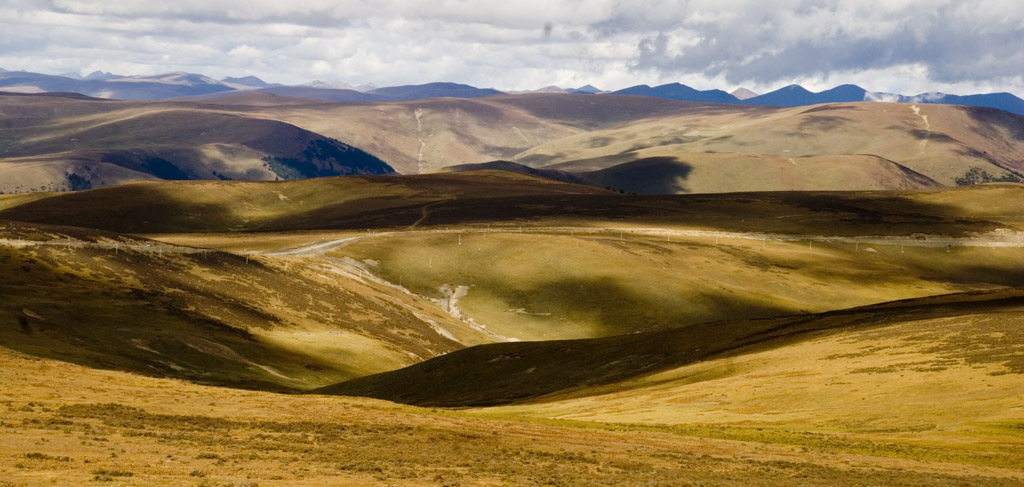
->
(1, 0), (1021, 95)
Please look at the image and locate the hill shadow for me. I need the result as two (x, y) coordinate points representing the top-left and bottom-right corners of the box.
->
(0, 183), (239, 233)
(583, 156), (693, 194)
(962, 106), (1024, 141)
(320, 289), (1024, 407)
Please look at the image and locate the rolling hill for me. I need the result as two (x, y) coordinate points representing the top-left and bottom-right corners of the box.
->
(512, 101), (1024, 191)
(0, 220), (491, 391)
(4, 89), (1024, 195)
(7, 343), (1019, 486)
(1, 172), (1023, 484)
(319, 287), (1024, 408)
(4, 174), (1023, 346)
(0, 171), (612, 233)
(0, 92), (393, 192)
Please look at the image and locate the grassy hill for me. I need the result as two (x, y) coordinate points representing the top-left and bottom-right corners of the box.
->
(3, 175), (1023, 342)
(234, 94), (691, 174)
(320, 288), (1024, 406)
(5, 92), (1024, 194)
(6, 346), (1020, 486)
(3, 170), (1022, 235)
(514, 102), (1024, 191)
(574, 153), (941, 194)
(0, 220), (490, 391)
(326, 221), (1024, 342)
(0, 171), (612, 233)
(1, 173), (1023, 483)
(318, 288), (1024, 476)
(0, 93), (391, 193)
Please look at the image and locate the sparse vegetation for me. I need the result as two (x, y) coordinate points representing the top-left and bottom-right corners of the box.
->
(0, 174), (1023, 485)
(955, 166), (1023, 185)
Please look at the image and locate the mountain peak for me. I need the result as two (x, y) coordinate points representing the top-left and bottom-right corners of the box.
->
(222, 75), (272, 88)
(570, 84), (603, 94)
(84, 70), (115, 80)
(730, 87), (759, 100)
(613, 83), (739, 104)
(368, 82), (504, 101)
(780, 84), (812, 93)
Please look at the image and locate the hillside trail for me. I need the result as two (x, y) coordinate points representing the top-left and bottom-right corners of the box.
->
(910, 104), (931, 153)
(409, 198), (454, 228)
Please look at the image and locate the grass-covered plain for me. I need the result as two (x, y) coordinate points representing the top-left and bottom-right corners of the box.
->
(2, 174), (1024, 485)
(2, 346), (1022, 487)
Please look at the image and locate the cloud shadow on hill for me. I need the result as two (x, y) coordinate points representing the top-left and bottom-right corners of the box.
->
(322, 289), (1024, 407)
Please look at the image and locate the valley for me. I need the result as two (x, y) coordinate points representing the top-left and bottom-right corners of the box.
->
(1, 171), (1023, 485)
(3, 91), (1023, 194)
(6, 1), (1024, 485)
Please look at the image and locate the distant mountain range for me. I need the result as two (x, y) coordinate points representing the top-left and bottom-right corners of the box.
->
(611, 82), (1024, 116)
(1, 68), (1022, 115)
(613, 83), (740, 104)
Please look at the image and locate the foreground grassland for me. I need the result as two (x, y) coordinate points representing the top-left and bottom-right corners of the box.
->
(1, 347), (1022, 487)
(2, 176), (1024, 485)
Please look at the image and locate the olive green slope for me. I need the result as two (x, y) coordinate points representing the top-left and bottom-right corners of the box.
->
(0, 171), (614, 233)
(0, 221), (489, 391)
(318, 287), (1024, 410)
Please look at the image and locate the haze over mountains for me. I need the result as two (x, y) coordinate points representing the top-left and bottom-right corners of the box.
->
(2, 68), (1023, 116)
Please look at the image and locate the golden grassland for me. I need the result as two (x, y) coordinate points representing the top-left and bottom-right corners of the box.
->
(2, 176), (1024, 484)
(330, 229), (1024, 341)
(0, 221), (489, 392)
(320, 288), (1024, 480)
(2, 346), (1023, 487)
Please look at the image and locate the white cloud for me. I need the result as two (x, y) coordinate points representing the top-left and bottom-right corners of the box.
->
(0, 0), (1020, 95)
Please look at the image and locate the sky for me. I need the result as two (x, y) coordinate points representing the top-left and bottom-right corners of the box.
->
(1, 0), (1022, 96)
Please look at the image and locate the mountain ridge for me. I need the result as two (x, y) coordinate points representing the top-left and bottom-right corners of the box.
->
(2, 68), (1020, 114)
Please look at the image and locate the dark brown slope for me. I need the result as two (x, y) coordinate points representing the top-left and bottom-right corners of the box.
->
(0, 93), (392, 193)
(0, 170), (615, 233)
(316, 288), (1024, 407)
(1, 173), (1022, 235)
